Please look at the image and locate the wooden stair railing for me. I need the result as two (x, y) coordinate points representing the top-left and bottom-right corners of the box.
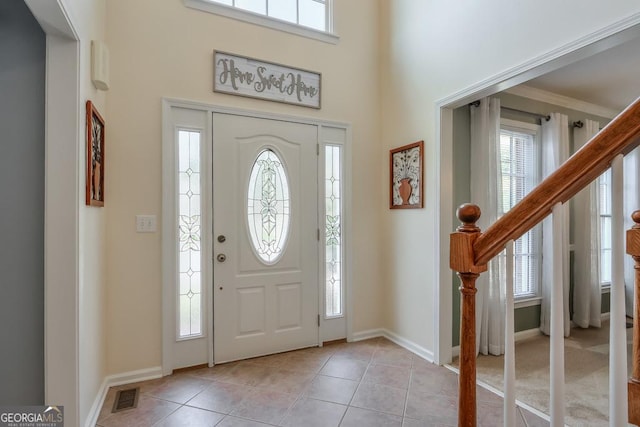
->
(628, 211), (640, 425)
(450, 96), (640, 427)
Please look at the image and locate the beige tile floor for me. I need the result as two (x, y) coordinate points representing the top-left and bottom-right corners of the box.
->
(96, 338), (548, 426)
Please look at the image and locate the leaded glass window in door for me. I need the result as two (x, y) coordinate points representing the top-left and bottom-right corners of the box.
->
(325, 145), (342, 317)
(247, 149), (291, 264)
(178, 129), (203, 339)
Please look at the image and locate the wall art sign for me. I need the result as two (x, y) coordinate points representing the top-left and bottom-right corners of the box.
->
(86, 100), (105, 207)
(390, 140), (424, 209)
(214, 50), (321, 109)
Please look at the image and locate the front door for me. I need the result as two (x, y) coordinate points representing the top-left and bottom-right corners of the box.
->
(212, 113), (319, 363)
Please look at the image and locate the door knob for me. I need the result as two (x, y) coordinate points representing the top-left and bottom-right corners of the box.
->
(217, 253), (227, 263)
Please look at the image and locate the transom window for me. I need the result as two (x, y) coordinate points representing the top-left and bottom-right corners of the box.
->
(499, 120), (541, 299)
(185, 0), (337, 43)
(212, 0), (327, 31)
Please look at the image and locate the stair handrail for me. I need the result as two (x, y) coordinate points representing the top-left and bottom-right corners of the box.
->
(473, 97), (640, 267)
(450, 96), (640, 427)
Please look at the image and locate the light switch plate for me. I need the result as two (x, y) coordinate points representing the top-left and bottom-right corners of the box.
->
(136, 215), (157, 233)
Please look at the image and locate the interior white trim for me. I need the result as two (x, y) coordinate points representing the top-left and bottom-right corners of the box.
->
(23, 0), (81, 424)
(84, 366), (163, 427)
(434, 106), (453, 365)
(437, 13), (640, 109)
(183, 0), (339, 44)
(161, 98), (351, 373)
(443, 369), (552, 424)
(514, 297), (542, 309)
(103, 366), (164, 387)
(350, 328), (435, 363)
(382, 329), (434, 363)
(506, 85), (619, 119)
(84, 379), (108, 427)
(435, 15), (640, 366)
(350, 328), (384, 342)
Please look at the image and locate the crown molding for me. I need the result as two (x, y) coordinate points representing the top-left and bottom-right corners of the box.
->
(436, 11), (640, 110)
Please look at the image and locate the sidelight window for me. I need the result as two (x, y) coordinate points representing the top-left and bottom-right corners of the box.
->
(177, 129), (203, 338)
(325, 145), (342, 317)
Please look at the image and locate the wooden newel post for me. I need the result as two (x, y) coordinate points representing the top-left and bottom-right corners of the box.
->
(627, 210), (640, 425)
(450, 204), (487, 427)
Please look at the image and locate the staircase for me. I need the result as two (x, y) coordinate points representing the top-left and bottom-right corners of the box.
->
(450, 97), (640, 426)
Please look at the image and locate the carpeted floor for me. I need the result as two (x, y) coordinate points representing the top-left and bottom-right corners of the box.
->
(453, 319), (633, 426)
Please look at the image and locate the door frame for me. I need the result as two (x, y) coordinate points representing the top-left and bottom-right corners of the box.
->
(434, 16), (640, 365)
(22, 1), (81, 424)
(161, 99), (352, 374)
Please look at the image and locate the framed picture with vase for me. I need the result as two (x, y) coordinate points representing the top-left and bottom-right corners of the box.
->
(390, 140), (423, 209)
(86, 100), (105, 206)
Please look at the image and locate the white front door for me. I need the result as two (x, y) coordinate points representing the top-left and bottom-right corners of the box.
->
(212, 113), (319, 363)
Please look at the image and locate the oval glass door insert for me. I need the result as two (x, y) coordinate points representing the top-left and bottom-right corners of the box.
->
(247, 149), (291, 263)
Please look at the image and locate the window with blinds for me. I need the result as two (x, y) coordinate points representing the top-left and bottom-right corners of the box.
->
(499, 120), (541, 298)
(599, 169), (612, 286)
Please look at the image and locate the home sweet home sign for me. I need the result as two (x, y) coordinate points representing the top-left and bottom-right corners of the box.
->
(214, 51), (321, 109)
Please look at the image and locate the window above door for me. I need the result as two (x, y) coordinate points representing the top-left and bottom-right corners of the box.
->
(184, 0), (339, 44)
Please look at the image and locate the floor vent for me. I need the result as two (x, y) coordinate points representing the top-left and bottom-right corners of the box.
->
(112, 387), (140, 413)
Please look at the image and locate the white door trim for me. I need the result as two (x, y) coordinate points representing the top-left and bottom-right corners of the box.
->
(434, 15), (640, 365)
(162, 99), (352, 373)
(24, 0), (81, 424)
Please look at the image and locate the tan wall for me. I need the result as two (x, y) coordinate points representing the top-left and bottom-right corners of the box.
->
(61, 0), (109, 422)
(105, 0), (382, 374)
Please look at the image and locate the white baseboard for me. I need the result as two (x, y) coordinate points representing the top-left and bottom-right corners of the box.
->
(350, 328), (434, 363)
(85, 378), (109, 427)
(84, 366), (163, 427)
(452, 345), (460, 358)
(350, 328), (384, 342)
(381, 328), (434, 362)
(601, 312), (611, 321)
(451, 327), (542, 358)
(443, 365), (551, 424)
(515, 327), (542, 341)
(474, 378), (552, 423)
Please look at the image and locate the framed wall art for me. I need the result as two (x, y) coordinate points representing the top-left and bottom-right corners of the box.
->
(86, 100), (105, 206)
(390, 140), (423, 209)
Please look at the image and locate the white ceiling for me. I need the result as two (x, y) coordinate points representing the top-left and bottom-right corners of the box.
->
(523, 37), (640, 113)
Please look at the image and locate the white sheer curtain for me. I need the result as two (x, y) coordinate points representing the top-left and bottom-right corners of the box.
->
(470, 97), (504, 355)
(573, 119), (602, 329)
(540, 113), (571, 337)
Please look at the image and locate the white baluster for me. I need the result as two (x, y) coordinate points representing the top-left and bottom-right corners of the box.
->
(550, 203), (565, 426)
(610, 154), (628, 426)
(504, 240), (516, 427)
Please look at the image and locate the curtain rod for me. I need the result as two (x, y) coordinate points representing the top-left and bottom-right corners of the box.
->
(469, 101), (597, 129)
(501, 106), (550, 122)
(469, 101), (550, 121)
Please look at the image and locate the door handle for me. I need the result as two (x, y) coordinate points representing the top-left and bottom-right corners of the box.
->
(217, 253), (227, 263)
